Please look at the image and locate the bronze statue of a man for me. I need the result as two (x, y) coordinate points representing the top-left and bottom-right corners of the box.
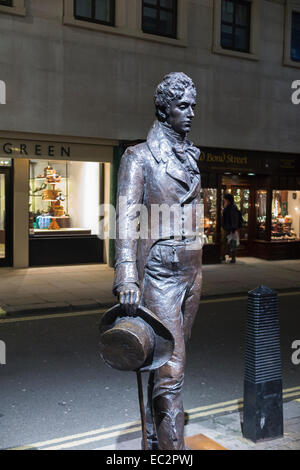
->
(113, 72), (203, 450)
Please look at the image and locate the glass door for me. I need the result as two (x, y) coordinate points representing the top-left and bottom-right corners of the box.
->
(230, 186), (250, 242)
(0, 168), (12, 266)
(222, 178), (252, 255)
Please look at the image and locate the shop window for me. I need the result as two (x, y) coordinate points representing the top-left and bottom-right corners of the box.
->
(29, 160), (101, 236)
(142, 0), (177, 39)
(291, 11), (300, 62)
(201, 188), (217, 244)
(74, 0), (115, 26)
(221, 0), (251, 53)
(256, 190), (267, 240)
(272, 190), (300, 241)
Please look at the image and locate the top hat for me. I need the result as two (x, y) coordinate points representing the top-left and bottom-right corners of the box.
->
(99, 304), (174, 372)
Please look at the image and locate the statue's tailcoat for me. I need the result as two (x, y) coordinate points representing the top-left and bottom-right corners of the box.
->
(113, 120), (203, 450)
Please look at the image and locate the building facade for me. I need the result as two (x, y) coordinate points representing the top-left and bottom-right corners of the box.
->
(0, 0), (300, 267)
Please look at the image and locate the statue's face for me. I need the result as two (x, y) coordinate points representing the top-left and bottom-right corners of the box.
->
(166, 87), (196, 136)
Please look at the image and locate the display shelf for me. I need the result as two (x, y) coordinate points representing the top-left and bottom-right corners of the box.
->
(30, 196), (67, 199)
(29, 162), (69, 232)
(31, 177), (67, 181)
(33, 228), (91, 235)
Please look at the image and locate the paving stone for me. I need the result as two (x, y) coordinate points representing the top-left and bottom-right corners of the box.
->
(284, 440), (300, 450)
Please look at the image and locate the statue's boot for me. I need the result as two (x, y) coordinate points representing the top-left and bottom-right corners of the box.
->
(142, 371), (159, 450)
(153, 395), (185, 450)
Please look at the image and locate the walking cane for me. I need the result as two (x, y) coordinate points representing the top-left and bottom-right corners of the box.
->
(136, 371), (148, 450)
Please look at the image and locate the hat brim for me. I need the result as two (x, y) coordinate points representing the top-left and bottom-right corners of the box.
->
(99, 304), (174, 371)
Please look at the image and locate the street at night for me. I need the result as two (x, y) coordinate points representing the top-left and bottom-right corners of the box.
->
(1, 0), (300, 456)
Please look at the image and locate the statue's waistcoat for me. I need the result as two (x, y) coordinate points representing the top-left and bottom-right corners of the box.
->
(113, 120), (202, 294)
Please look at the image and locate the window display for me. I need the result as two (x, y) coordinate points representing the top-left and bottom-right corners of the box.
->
(256, 190), (267, 240)
(272, 190), (300, 241)
(29, 160), (101, 236)
(201, 188), (217, 244)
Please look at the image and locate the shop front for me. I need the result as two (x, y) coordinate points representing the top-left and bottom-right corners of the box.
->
(0, 135), (116, 268)
(200, 148), (300, 263)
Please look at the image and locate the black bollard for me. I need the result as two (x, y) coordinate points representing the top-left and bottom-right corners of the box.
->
(243, 285), (283, 442)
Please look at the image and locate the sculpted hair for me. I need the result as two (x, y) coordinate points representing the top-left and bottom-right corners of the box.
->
(154, 72), (196, 122)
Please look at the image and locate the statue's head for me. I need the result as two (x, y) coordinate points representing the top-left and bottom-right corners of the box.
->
(154, 72), (196, 136)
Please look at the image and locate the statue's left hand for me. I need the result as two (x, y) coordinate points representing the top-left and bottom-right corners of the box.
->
(117, 282), (140, 316)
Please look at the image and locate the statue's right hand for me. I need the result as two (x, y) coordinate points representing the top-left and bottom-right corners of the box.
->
(117, 283), (140, 315)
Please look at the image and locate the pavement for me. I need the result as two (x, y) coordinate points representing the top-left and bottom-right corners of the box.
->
(1, 257), (300, 316)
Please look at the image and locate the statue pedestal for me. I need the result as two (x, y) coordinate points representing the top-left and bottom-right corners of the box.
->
(185, 434), (227, 450)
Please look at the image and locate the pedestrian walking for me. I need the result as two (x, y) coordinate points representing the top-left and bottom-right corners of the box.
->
(221, 193), (243, 264)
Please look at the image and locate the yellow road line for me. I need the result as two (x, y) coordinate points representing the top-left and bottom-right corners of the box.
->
(11, 387), (300, 450)
(186, 388), (300, 421)
(11, 400), (241, 450)
(283, 386), (300, 393)
(9, 419), (141, 450)
(41, 404), (244, 450)
(44, 391), (300, 450)
(283, 391), (300, 399)
(188, 403), (244, 422)
(278, 291), (300, 298)
(43, 426), (142, 451)
(187, 398), (243, 414)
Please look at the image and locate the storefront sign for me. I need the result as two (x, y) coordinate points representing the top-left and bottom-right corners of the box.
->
(2, 142), (71, 158)
(199, 147), (300, 176)
(200, 150), (248, 166)
(279, 159), (296, 169)
(0, 138), (113, 163)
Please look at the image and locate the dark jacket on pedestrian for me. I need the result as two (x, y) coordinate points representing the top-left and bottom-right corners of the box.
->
(222, 203), (243, 233)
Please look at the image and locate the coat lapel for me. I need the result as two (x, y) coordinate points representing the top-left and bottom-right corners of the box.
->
(147, 120), (191, 189)
(166, 156), (190, 189)
(180, 173), (201, 205)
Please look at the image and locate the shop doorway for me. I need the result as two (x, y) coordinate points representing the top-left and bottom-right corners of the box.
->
(0, 167), (13, 266)
(222, 175), (255, 256)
